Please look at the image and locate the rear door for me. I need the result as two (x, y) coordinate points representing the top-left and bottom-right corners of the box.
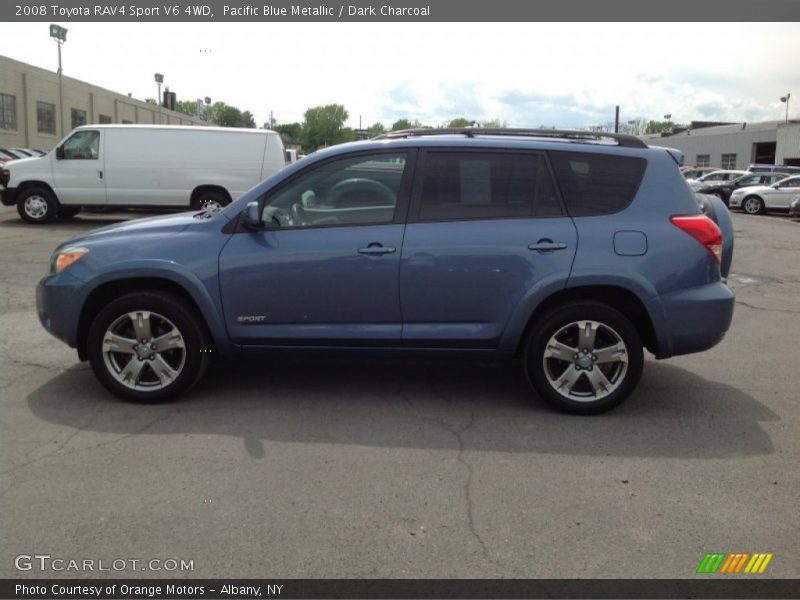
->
(399, 149), (577, 348)
(766, 176), (800, 209)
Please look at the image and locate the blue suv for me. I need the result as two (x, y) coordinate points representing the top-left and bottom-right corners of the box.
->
(36, 129), (735, 414)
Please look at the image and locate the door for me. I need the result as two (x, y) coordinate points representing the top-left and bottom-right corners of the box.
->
(400, 149), (578, 348)
(51, 129), (106, 205)
(219, 151), (414, 346)
(766, 177), (800, 209)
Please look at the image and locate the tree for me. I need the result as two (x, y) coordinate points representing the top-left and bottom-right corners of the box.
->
(366, 122), (387, 138)
(391, 118), (421, 131)
(204, 101), (256, 128)
(300, 104), (350, 152)
(447, 117), (477, 128)
(645, 120), (676, 134)
(481, 119), (507, 128)
(175, 100), (199, 117)
(274, 122), (302, 147)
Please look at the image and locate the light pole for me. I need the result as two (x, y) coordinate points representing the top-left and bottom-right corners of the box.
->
(780, 94), (791, 123)
(154, 73), (164, 124)
(49, 24), (67, 137)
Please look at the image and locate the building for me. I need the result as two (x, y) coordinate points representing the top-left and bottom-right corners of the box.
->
(644, 119), (800, 169)
(0, 55), (205, 150)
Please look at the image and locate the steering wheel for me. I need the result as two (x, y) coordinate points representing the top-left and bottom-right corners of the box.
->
(291, 203), (309, 226)
(327, 178), (395, 207)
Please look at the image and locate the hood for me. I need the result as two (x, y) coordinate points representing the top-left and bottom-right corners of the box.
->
(70, 211), (209, 244)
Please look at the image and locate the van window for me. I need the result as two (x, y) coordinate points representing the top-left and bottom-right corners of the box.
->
(549, 151), (646, 216)
(62, 130), (100, 160)
(418, 151), (562, 221)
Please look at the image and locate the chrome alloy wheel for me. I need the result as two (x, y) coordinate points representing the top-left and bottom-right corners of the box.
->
(23, 195), (48, 219)
(542, 320), (629, 401)
(199, 198), (223, 212)
(743, 197), (762, 215)
(101, 310), (186, 391)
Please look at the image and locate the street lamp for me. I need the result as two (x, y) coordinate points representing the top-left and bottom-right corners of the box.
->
(663, 114), (672, 120)
(49, 24), (67, 137)
(154, 73), (164, 124)
(780, 94), (791, 123)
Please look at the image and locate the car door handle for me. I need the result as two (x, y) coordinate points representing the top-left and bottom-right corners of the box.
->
(358, 244), (396, 255)
(528, 240), (567, 252)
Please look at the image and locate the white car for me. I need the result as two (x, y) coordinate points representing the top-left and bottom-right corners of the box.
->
(688, 170), (750, 191)
(729, 175), (800, 214)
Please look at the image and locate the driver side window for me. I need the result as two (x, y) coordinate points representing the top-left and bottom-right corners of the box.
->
(62, 130), (100, 160)
(265, 153), (408, 229)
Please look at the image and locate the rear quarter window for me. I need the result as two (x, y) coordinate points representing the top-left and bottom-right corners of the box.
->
(549, 151), (646, 216)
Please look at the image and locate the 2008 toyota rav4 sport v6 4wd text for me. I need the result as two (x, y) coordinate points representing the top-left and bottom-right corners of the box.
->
(35, 129), (735, 414)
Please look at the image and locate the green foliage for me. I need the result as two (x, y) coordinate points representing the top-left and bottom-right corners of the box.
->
(174, 100), (199, 117)
(645, 120), (675, 134)
(391, 118), (421, 131)
(274, 122), (302, 147)
(205, 102), (256, 128)
(481, 119), (507, 128)
(367, 122), (387, 137)
(447, 117), (476, 128)
(300, 104), (350, 152)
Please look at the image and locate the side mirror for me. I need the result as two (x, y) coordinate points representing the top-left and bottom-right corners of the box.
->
(55, 146), (65, 160)
(241, 201), (263, 229)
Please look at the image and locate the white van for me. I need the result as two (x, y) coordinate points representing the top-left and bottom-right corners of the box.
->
(0, 125), (286, 223)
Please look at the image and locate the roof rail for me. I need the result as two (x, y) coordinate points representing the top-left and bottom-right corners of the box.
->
(374, 127), (648, 149)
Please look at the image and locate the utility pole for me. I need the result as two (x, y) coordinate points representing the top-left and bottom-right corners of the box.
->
(614, 105), (620, 133)
(49, 25), (67, 137)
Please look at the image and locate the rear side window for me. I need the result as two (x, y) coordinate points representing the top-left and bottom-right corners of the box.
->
(549, 151), (646, 216)
(419, 151), (563, 221)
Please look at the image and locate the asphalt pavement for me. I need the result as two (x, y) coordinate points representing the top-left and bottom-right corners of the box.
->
(0, 206), (797, 579)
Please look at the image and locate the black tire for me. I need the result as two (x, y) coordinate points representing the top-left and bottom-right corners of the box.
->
(191, 190), (230, 212)
(16, 186), (59, 224)
(742, 195), (765, 215)
(87, 291), (210, 403)
(58, 206), (81, 220)
(523, 301), (644, 415)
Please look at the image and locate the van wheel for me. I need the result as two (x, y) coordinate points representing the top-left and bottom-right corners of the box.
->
(192, 191), (229, 212)
(523, 301), (644, 414)
(742, 196), (765, 215)
(87, 291), (210, 403)
(17, 187), (58, 224)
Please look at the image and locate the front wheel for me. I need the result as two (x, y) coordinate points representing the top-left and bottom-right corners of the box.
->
(742, 196), (765, 215)
(87, 292), (210, 403)
(192, 190), (229, 212)
(17, 187), (58, 224)
(524, 302), (644, 414)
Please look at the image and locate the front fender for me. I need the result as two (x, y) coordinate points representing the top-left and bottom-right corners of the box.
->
(74, 260), (235, 355)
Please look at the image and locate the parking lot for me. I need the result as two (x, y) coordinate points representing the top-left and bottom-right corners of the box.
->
(0, 205), (797, 579)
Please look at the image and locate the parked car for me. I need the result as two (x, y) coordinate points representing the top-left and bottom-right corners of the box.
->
(748, 164), (800, 175)
(789, 195), (800, 218)
(688, 170), (750, 191)
(681, 166), (720, 181)
(696, 172), (790, 206)
(0, 148), (28, 160)
(36, 128), (734, 414)
(729, 175), (800, 214)
(1, 125), (286, 223)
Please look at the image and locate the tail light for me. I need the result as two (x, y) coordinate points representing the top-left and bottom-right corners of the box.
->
(670, 215), (723, 263)
(0, 168), (9, 187)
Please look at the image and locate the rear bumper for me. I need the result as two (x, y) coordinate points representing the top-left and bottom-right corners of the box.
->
(1, 188), (17, 206)
(650, 281), (735, 358)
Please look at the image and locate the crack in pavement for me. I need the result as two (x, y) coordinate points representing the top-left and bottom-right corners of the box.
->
(734, 300), (800, 315)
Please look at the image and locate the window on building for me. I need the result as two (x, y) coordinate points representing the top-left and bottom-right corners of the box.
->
(71, 108), (87, 129)
(37, 101), (56, 135)
(99, 114), (112, 124)
(696, 155), (711, 167)
(721, 154), (737, 169)
(0, 94), (16, 130)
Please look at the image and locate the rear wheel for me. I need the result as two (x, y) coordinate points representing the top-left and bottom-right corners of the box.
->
(191, 190), (229, 212)
(523, 302), (644, 414)
(17, 187), (58, 224)
(742, 195), (765, 215)
(87, 291), (210, 403)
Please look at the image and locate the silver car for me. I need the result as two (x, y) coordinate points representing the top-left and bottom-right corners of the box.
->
(729, 175), (800, 214)
(789, 195), (800, 218)
(687, 170), (749, 191)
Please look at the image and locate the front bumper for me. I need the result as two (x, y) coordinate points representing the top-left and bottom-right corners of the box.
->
(728, 195), (744, 208)
(36, 271), (85, 348)
(1, 187), (17, 206)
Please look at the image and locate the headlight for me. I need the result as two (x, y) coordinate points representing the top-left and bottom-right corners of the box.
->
(51, 246), (89, 273)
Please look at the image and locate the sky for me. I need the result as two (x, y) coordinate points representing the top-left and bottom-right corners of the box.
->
(1, 22), (799, 130)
